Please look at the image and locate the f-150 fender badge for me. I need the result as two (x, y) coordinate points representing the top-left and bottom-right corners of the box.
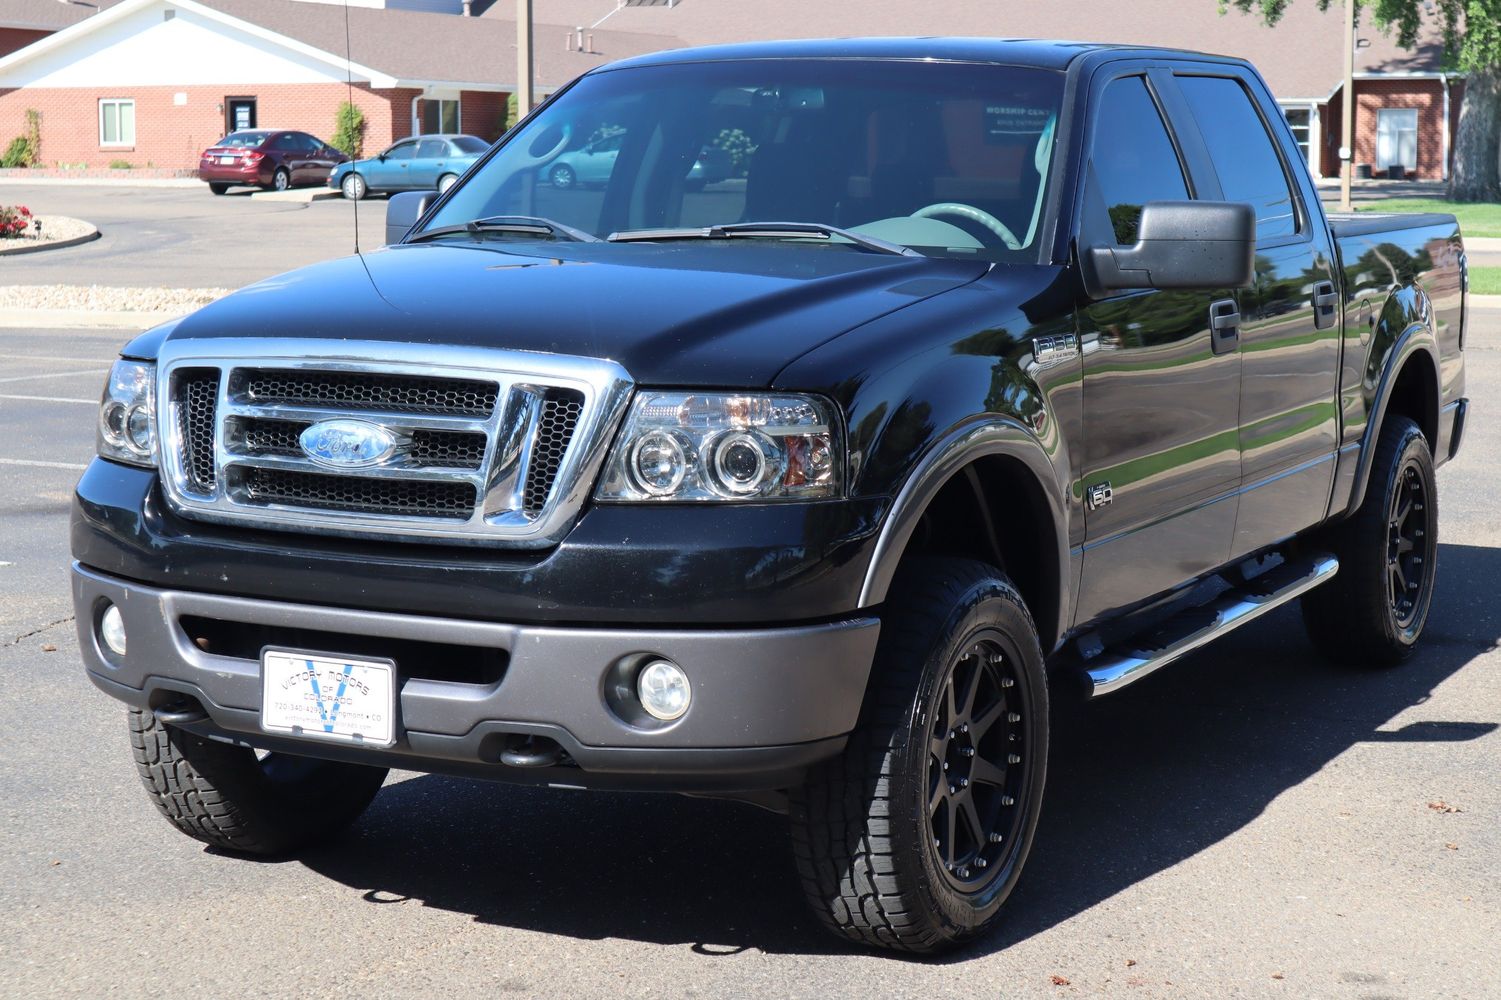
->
(1031, 334), (1080, 367)
(299, 419), (401, 470)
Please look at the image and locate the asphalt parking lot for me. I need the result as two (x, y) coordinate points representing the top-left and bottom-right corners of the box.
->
(0, 195), (1496, 998)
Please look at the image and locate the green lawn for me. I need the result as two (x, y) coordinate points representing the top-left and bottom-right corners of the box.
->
(1356, 198), (1501, 238)
(1468, 265), (1501, 295)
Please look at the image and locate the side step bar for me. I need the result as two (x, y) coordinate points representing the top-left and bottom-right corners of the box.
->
(1081, 554), (1339, 699)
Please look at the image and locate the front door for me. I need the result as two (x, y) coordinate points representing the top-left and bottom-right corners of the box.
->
(1074, 72), (1242, 626)
(226, 97), (257, 134)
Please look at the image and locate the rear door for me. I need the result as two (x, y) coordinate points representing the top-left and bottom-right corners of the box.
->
(1170, 69), (1341, 557)
(1073, 68), (1243, 625)
(410, 138), (449, 188)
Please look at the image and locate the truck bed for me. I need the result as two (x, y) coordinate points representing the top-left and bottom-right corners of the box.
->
(1325, 211), (1458, 240)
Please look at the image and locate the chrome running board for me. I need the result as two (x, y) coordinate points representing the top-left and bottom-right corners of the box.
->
(1082, 554), (1340, 699)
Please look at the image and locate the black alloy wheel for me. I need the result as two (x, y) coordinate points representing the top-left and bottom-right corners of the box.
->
(1386, 461), (1433, 629)
(927, 634), (1034, 891)
(1302, 414), (1438, 665)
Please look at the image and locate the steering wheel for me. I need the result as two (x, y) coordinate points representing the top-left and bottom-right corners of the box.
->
(911, 202), (1022, 250)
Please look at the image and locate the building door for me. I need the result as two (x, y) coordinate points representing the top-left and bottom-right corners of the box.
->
(226, 97), (257, 133)
(1376, 108), (1418, 175)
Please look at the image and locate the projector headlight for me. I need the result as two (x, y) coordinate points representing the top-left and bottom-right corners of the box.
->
(97, 360), (157, 468)
(596, 392), (842, 502)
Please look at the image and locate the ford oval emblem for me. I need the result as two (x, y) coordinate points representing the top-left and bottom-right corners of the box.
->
(298, 419), (399, 470)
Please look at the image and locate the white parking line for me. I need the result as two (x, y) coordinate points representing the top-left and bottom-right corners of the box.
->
(0, 368), (109, 384)
(0, 457), (88, 470)
(0, 394), (95, 404)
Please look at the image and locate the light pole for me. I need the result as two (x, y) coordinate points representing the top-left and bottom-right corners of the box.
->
(516, 0), (534, 119)
(1339, 0), (1355, 212)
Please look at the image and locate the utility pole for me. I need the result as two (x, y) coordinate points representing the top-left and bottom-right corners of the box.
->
(516, 0), (534, 119)
(1339, 0), (1355, 212)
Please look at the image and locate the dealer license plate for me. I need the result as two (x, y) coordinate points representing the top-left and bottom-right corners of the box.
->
(260, 648), (396, 747)
(219, 155), (236, 165)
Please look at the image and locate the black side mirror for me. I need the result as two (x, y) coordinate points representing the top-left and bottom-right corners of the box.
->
(386, 191), (434, 245)
(1085, 201), (1255, 293)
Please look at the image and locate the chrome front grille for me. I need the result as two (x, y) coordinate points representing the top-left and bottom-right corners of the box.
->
(156, 341), (634, 547)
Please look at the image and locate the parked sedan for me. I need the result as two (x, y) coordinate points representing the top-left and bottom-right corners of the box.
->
(541, 133), (731, 191)
(197, 130), (347, 194)
(329, 134), (490, 200)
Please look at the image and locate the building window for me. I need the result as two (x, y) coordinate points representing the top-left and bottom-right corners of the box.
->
(421, 99), (460, 134)
(1284, 107), (1312, 167)
(99, 99), (135, 147)
(1376, 108), (1418, 172)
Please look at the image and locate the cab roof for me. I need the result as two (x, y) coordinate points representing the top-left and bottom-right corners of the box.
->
(601, 37), (1207, 73)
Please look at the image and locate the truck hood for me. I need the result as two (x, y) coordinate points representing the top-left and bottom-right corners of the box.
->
(161, 241), (989, 386)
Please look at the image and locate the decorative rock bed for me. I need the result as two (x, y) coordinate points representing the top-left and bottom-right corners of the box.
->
(0, 215), (100, 255)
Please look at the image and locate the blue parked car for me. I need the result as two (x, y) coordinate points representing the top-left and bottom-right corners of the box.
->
(541, 132), (731, 191)
(330, 134), (490, 200)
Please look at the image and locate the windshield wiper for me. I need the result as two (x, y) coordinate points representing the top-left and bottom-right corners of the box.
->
(607, 221), (919, 257)
(408, 215), (600, 244)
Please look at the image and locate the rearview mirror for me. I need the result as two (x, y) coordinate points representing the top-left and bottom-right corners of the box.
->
(386, 191), (434, 245)
(1085, 201), (1255, 293)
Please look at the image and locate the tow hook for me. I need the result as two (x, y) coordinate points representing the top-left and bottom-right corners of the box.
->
(499, 735), (565, 768)
(154, 697), (210, 726)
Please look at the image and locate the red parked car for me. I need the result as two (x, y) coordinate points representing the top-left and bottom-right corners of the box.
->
(197, 130), (348, 194)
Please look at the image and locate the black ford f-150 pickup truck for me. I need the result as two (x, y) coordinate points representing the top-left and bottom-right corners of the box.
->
(73, 39), (1468, 953)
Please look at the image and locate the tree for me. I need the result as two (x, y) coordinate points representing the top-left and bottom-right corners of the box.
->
(330, 101), (365, 159)
(1224, 0), (1501, 201)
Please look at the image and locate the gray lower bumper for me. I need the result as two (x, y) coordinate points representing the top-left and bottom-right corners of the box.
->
(73, 563), (880, 790)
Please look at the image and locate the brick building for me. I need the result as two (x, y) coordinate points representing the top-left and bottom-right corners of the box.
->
(489, 0), (1468, 182)
(0, 0), (674, 169)
(0, 0), (1472, 179)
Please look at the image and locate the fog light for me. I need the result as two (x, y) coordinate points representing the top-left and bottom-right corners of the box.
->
(100, 603), (127, 656)
(637, 659), (690, 721)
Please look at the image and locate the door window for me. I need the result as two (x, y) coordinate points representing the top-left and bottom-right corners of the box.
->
(416, 139), (447, 159)
(1178, 76), (1298, 240)
(1376, 108), (1418, 171)
(1088, 77), (1189, 245)
(385, 141), (417, 160)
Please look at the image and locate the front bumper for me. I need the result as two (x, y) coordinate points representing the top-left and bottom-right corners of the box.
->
(74, 563), (880, 791)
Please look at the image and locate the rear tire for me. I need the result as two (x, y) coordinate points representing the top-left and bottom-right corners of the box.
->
(208, 182), (229, 195)
(341, 173), (367, 200)
(1302, 414), (1437, 666)
(790, 558), (1048, 953)
(437, 172), (458, 194)
(128, 709), (387, 856)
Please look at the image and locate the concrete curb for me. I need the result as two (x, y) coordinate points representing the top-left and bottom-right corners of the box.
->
(0, 224), (101, 257)
(0, 308), (186, 330)
(1469, 294), (1501, 307)
(0, 177), (199, 188)
(1464, 237), (1501, 252)
(248, 187), (343, 203)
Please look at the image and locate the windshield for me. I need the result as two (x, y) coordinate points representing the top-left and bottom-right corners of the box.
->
(218, 132), (269, 148)
(421, 59), (1064, 261)
(450, 136), (490, 155)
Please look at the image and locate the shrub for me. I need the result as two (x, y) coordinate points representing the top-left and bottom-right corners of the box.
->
(108, 159), (135, 169)
(0, 204), (33, 239)
(331, 101), (365, 159)
(1, 137), (33, 168)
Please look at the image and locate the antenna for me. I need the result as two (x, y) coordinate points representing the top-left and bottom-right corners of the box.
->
(343, 0), (360, 255)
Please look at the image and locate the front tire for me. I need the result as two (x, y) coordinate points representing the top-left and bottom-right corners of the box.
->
(790, 558), (1048, 953)
(341, 173), (367, 200)
(270, 167), (290, 192)
(1302, 414), (1438, 665)
(128, 709), (387, 856)
(550, 164), (576, 189)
